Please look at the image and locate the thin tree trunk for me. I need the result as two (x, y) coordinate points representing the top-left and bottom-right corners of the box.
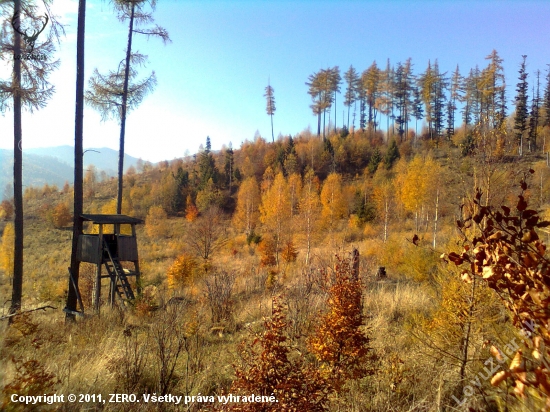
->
(317, 110), (321, 138)
(433, 188), (439, 249)
(270, 113), (274, 143)
(67, 0), (86, 321)
(383, 199), (388, 243)
(305, 213), (311, 266)
(333, 90), (337, 133)
(10, 0), (23, 319)
(117, 2), (135, 215)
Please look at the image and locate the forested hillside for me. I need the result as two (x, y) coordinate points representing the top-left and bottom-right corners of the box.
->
(2, 101), (550, 410)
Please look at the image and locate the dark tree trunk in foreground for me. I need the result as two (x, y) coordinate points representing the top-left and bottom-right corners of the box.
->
(67, 0), (86, 321)
(10, 0), (23, 319)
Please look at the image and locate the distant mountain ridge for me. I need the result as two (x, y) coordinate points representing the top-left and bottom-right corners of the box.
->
(0, 146), (140, 199)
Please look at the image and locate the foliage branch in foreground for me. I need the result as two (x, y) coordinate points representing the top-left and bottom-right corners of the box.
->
(443, 170), (550, 404)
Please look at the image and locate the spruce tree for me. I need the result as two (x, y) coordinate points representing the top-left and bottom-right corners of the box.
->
(514, 55), (529, 156)
(198, 136), (218, 189)
(384, 139), (400, 169)
(264, 81), (276, 142)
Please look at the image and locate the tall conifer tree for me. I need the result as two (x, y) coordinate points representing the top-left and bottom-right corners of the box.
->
(264, 81), (276, 142)
(514, 55), (529, 156)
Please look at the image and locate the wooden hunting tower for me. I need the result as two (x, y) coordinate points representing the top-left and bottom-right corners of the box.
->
(75, 214), (143, 311)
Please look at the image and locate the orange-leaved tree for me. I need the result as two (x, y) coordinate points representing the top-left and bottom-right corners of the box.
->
(444, 170), (550, 405)
(308, 253), (375, 387)
(223, 296), (329, 411)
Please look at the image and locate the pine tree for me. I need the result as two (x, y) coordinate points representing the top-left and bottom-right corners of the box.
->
(264, 81), (276, 142)
(514, 55), (529, 156)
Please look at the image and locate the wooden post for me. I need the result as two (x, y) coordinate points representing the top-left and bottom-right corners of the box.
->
(93, 223), (103, 311)
(132, 223), (141, 295)
(351, 248), (359, 281)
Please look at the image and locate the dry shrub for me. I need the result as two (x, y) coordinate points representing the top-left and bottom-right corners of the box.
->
(166, 253), (197, 290)
(107, 325), (152, 394)
(134, 285), (159, 317)
(203, 269), (235, 325)
(1, 357), (60, 411)
(50, 203), (72, 228)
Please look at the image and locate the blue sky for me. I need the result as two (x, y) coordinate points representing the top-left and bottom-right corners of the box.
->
(1, 0), (550, 162)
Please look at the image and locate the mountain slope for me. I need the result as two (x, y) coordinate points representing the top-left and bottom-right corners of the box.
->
(0, 146), (140, 199)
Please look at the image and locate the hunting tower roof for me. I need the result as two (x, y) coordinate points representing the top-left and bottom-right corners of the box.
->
(80, 214), (143, 225)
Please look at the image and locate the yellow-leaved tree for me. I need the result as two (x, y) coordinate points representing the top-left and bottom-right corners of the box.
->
(396, 155), (442, 238)
(299, 169), (322, 265)
(260, 173), (290, 267)
(287, 173), (302, 218)
(0, 223), (14, 282)
(232, 177), (260, 235)
(373, 168), (394, 242)
(320, 172), (347, 232)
